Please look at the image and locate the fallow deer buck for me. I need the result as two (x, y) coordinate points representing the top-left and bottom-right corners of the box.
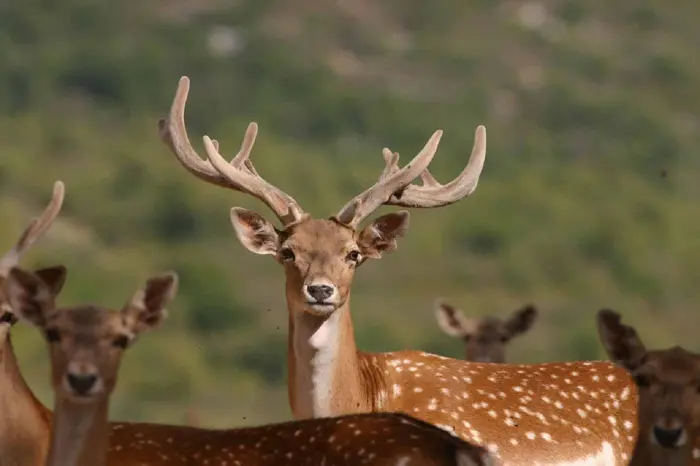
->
(434, 300), (538, 363)
(158, 75), (640, 465)
(597, 309), (700, 466)
(6, 266), (496, 466)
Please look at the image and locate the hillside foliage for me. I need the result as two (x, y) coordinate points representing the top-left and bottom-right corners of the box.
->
(1, 0), (699, 426)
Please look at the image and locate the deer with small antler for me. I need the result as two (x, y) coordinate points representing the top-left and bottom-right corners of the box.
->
(0, 182), (493, 466)
(597, 309), (700, 466)
(158, 75), (641, 464)
(5, 266), (495, 466)
(434, 300), (538, 363)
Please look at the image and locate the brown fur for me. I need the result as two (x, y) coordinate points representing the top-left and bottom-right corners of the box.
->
(598, 309), (700, 465)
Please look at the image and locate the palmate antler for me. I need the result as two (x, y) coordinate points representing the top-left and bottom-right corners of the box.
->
(334, 126), (486, 228)
(0, 181), (65, 274)
(159, 76), (487, 229)
(158, 77), (306, 227)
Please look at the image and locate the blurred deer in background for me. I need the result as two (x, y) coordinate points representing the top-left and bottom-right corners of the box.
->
(159, 75), (639, 465)
(597, 309), (700, 465)
(434, 300), (538, 363)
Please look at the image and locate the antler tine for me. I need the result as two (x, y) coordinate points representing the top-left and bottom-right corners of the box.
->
(334, 130), (443, 228)
(159, 76), (305, 227)
(384, 125), (486, 208)
(158, 77), (240, 190)
(203, 134), (306, 227)
(0, 180), (65, 274)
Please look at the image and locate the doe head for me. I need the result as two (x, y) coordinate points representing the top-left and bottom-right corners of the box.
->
(435, 300), (538, 363)
(597, 309), (700, 453)
(5, 267), (178, 403)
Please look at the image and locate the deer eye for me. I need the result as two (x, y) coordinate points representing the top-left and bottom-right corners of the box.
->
(633, 374), (651, 388)
(112, 335), (131, 349)
(279, 248), (295, 262)
(346, 250), (362, 263)
(45, 328), (61, 343)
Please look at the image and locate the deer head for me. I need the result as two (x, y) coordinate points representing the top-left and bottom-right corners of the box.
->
(158, 76), (486, 317)
(434, 301), (538, 363)
(597, 309), (700, 464)
(5, 267), (178, 402)
(0, 181), (65, 341)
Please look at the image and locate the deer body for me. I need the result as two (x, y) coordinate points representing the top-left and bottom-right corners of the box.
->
(290, 298), (638, 464)
(105, 413), (494, 466)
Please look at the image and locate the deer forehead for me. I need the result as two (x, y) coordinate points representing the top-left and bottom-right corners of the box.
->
(284, 218), (357, 254)
(646, 347), (700, 378)
(473, 319), (504, 336)
(49, 306), (124, 335)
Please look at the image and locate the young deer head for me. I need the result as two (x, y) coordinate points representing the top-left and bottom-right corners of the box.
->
(434, 300), (538, 363)
(597, 309), (700, 465)
(158, 76), (486, 318)
(6, 268), (177, 402)
(5, 266), (178, 466)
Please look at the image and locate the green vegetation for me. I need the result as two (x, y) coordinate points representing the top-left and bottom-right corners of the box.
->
(2, 0), (699, 427)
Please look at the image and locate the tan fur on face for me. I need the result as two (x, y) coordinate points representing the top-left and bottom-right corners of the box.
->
(635, 348), (700, 437)
(280, 218), (360, 314)
(42, 306), (135, 401)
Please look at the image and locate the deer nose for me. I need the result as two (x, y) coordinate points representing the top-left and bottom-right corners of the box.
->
(66, 372), (98, 396)
(652, 426), (685, 448)
(305, 284), (335, 302)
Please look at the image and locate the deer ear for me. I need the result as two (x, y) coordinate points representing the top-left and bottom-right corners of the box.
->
(4, 267), (56, 326)
(596, 309), (647, 372)
(230, 208), (280, 256)
(434, 299), (477, 338)
(503, 304), (538, 339)
(122, 272), (178, 335)
(33, 265), (68, 296)
(357, 211), (410, 259)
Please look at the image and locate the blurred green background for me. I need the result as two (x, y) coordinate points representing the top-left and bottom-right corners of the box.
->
(2, 0), (699, 427)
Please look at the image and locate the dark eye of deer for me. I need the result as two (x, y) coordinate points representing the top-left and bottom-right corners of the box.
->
(112, 335), (130, 349)
(279, 248), (295, 261)
(633, 374), (650, 388)
(45, 328), (61, 343)
(346, 250), (361, 262)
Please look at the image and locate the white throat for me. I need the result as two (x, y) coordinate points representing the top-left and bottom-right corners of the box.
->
(292, 310), (342, 419)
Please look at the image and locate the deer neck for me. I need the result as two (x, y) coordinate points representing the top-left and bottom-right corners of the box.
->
(287, 297), (369, 419)
(0, 333), (51, 466)
(47, 394), (110, 466)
